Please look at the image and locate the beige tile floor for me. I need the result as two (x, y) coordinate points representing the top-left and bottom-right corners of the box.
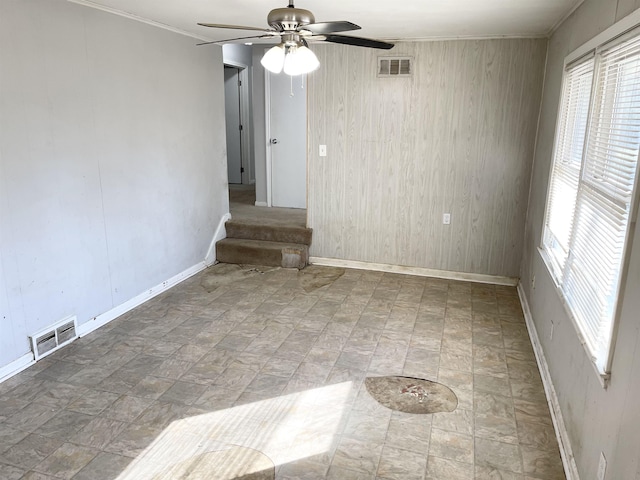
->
(0, 264), (565, 479)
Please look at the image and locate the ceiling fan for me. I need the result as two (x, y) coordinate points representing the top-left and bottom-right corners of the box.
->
(197, 1), (394, 76)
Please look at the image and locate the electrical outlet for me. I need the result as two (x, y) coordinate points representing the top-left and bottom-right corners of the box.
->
(443, 213), (451, 225)
(598, 452), (607, 480)
(319, 145), (327, 157)
(531, 275), (536, 290)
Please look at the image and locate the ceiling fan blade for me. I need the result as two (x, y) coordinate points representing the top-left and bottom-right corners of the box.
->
(321, 34), (394, 50)
(197, 23), (267, 32)
(300, 21), (361, 34)
(196, 34), (277, 46)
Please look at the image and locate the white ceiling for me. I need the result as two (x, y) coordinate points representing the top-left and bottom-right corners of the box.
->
(71, 0), (583, 42)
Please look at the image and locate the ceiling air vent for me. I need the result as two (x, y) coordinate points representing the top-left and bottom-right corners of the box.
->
(29, 316), (78, 361)
(378, 57), (412, 77)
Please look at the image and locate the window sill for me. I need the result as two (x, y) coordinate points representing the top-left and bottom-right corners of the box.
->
(537, 247), (611, 389)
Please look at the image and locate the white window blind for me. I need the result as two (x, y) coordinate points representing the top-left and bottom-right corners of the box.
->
(543, 57), (594, 275)
(542, 30), (640, 375)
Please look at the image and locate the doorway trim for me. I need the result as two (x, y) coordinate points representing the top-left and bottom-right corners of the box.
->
(264, 69), (273, 207)
(224, 60), (253, 185)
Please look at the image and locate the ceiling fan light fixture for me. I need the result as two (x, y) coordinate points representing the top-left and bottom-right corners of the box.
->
(198, 2), (395, 56)
(261, 44), (286, 73)
(283, 44), (319, 76)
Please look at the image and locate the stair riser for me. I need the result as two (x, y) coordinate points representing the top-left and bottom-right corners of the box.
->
(226, 223), (312, 246)
(217, 243), (308, 269)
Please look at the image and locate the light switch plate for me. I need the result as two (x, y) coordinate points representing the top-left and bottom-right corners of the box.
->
(443, 213), (451, 225)
(319, 145), (327, 157)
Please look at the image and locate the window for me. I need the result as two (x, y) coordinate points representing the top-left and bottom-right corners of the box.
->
(542, 29), (640, 376)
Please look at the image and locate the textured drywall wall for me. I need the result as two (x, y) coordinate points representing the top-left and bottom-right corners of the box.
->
(0, 0), (228, 370)
(520, 0), (640, 478)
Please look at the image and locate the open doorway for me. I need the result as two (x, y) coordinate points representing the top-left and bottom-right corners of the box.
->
(222, 44), (256, 209)
(225, 46), (308, 218)
(224, 65), (244, 185)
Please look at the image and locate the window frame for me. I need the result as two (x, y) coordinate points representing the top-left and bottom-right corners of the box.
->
(542, 53), (594, 284)
(540, 13), (640, 386)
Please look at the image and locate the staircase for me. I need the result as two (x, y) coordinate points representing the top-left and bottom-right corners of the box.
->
(216, 219), (313, 269)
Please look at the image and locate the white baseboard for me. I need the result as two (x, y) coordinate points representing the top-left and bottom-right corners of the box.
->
(1, 260), (211, 385)
(205, 212), (232, 266)
(254, 201), (268, 207)
(517, 283), (580, 480)
(0, 353), (34, 384)
(309, 257), (518, 286)
(1, 214), (234, 384)
(77, 261), (207, 338)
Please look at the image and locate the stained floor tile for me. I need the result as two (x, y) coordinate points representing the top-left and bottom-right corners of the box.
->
(32, 443), (98, 479)
(520, 445), (565, 479)
(65, 390), (120, 416)
(429, 428), (474, 464)
(377, 445), (427, 480)
(0, 463), (24, 480)
(20, 472), (59, 480)
(426, 454), (474, 479)
(384, 413), (431, 453)
(475, 437), (522, 474)
(332, 436), (383, 474)
(72, 452), (132, 480)
(0, 434), (63, 470)
(0, 265), (565, 479)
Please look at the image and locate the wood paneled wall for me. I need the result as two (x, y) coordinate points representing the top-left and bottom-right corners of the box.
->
(307, 39), (547, 277)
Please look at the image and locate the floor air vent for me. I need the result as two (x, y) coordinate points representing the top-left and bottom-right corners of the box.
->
(29, 316), (78, 361)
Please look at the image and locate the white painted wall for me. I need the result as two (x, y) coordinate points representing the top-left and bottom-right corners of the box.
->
(222, 44), (253, 68)
(520, 0), (640, 478)
(0, 234), (19, 369)
(0, 0), (228, 372)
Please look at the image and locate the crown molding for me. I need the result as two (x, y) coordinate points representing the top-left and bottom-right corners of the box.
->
(387, 33), (547, 43)
(547, 0), (586, 36)
(67, 0), (210, 41)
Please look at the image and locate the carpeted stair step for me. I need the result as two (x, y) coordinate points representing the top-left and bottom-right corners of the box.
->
(216, 238), (309, 269)
(225, 221), (312, 246)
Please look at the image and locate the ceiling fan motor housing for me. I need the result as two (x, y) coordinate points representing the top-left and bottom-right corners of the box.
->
(197, 1), (394, 51)
(268, 7), (315, 31)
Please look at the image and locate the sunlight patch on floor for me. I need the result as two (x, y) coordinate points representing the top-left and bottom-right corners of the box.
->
(116, 382), (353, 479)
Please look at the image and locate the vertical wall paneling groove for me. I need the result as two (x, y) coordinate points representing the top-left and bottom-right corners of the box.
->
(307, 39), (547, 277)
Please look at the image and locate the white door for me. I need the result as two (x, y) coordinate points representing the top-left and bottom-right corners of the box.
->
(224, 67), (242, 184)
(268, 73), (307, 209)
